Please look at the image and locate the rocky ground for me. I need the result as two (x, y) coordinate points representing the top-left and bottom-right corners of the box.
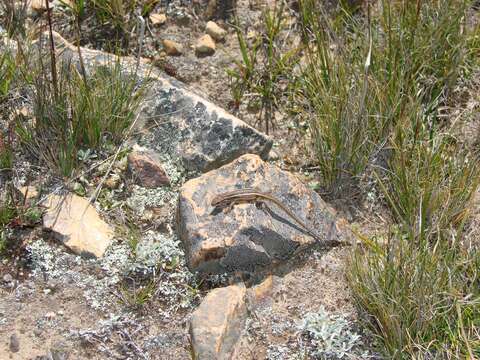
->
(0, 1), (404, 359)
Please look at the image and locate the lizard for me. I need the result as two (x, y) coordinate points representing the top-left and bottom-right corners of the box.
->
(210, 188), (348, 248)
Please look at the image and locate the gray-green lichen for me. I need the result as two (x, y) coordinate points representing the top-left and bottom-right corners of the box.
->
(298, 307), (368, 359)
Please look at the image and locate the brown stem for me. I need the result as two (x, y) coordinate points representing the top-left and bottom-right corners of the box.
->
(45, 0), (58, 97)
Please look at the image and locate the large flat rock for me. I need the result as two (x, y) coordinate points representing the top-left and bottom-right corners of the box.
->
(177, 154), (347, 274)
(43, 32), (272, 173)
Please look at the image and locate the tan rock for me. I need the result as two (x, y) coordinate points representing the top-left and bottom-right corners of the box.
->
(195, 34), (215, 56)
(162, 39), (183, 56)
(17, 186), (39, 203)
(42, 193), (113, 258)
(190, 283), (247, 360)
(29, 0), (47, 12)
(127, 149), (170, 188)
(248, 275), (274, 304)
(149, 13), (166, 26)
(205, 21), (227, 42)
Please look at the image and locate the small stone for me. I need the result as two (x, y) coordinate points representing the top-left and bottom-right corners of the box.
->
(29, 0), (46, 13)
(3, 273), (13, 283)
(45, 312), (56, 320)
(195, 34), (216, 56)
(190, 284), (247, 359)
(205, 21), (227, 41)
(9, 333), (20, 353)
(33, 328), (43, 337)
(17, 186), (39, 203)
(127, 149), (170, 188)
(162, 39), (183, 56)
(104, 174), (121, 189)
(149, 13), (166, 26)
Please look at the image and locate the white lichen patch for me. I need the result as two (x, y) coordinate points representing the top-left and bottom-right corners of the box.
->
(126, 185), (178, 217)
(132, 231), (198, 310)
(135, 231), (183, 268)
(27, 239), (127, 311)
(298, 307), (368, 359)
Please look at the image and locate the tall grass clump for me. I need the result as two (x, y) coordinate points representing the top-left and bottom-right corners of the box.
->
(348, 109), (480, 358)
(297, 0), (471, 192)
(332, 0), (480, 357)
(16, 56), (144, 177)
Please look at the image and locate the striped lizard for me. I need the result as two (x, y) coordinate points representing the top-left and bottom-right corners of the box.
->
(211, 188), (346, 247)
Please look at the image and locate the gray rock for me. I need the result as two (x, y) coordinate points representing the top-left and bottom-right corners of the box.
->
(38, 32), (272, 173)
(2, 273), (13, 283)
(9, 333), (19, 353)
(177, 154), (348, 273)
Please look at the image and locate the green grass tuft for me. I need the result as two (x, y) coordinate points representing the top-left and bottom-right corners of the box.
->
(16, 58), (145, 177)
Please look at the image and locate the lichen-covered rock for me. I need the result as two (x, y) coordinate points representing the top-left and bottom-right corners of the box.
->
(39, 32), (272, 173)
(177, 154), (347, 274)
(128, 148), (170, 188)
(189, 283), (247, 360)
(42, 193), (113, 258)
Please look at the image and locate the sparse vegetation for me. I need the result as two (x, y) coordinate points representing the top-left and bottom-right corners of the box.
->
(230, 0), (480, 358)
(0, 0), (479, 357)
(228, 3), (301, 133)
(16, 57), (145, 177)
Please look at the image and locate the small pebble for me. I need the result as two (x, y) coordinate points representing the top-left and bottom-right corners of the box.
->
(9, 333), (20, 353)
(150, 13), (166, 26)
(163, 39), (183, 56)
(195, 34), (216, 56)
(45, 312), (56, 320)
(3, 273), (13, 283)
(206, 21), (227, 41)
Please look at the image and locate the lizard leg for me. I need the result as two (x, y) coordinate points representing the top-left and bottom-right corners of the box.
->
(256, 201), (280, 234)
(222, 201), (235, 214)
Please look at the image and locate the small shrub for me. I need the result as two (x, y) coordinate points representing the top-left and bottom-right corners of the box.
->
(348, 229), (480, 358)
(348, 111), (480, 358)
